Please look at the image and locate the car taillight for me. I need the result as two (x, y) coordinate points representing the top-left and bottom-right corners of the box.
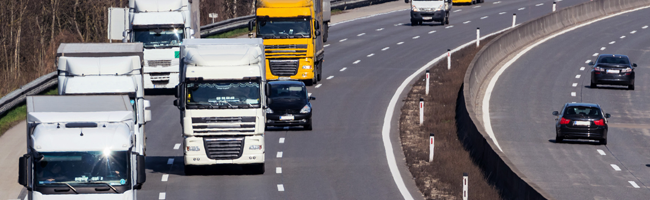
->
(560, 118), (571, 125)
(594, 119), (605, 126)
(594, 67), (605, 72)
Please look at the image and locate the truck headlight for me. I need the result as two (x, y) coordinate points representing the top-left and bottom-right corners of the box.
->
(300, 105), (311, 113)
(187, 146), (200, 151)
(265, 108), (273, 114)
(302, 65), (312, 69)
(435, 4), (444, 11)
(412, 5), (419, 11)
(249, 145), (262, 150)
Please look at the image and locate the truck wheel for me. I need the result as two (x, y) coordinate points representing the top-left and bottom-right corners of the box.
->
(411, 19), (417, 26)
(445, 13), (450, 25)
(323, 22), (329, 42)
(245, 163), (265, 174)
(317, 63), (322, 81)
(184, 165), (202, 175)
(304, 121), (313, 130)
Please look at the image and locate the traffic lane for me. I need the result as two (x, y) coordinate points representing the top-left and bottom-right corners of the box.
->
(489, 8), (650, 199)
(143, 95), (183, 157)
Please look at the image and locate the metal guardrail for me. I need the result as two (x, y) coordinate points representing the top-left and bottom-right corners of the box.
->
(0, 72), (57, 117)
(200, 0), (397, 38)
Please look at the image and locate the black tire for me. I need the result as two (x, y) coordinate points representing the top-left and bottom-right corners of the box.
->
(317, 63), (322, 81)
(590, 82), (597, 88)
(184, 165), (202, 175)
(244, 163), (265, 174)
(600, 138), (607, 145)
(304, 121), (313, 130)
(629, 84), (634, 90)
(555, 134), (563, 143)
(323, 22), (329, 42)
(445, 13), (450, 25)
(411, 19), (417, 26)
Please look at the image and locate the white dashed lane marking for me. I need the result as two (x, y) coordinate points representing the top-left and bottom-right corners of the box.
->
(585, 60), (591, 64)
(631, 30), (637, 34)
(173, 143), (181, 150)
(600, 47), (606, 51)
(382, 47), (390, 51)
(580, 67), (585, 71)
(454, 9), (462, 13)
(327, 76), (334, 80)
(159, 192), (166, 200)
(611, 164), (621, 171)
(463, 21), (471, 24)
(324, 44), (330, 47)
(279, 137), (285, 143)
(276, 167), (282, 174)
(536, 3), (544, 6)
(353, 60), (360, 64)
(413, 36), (420, 39)
(167, 158), (174, 165)
(597, 149), (606, 155)
(518, 7), (526, 10)
(593, 53), (599, 56)
(571, 92), (576, 97)
(446, 25), (454, 29)
(340, 67), (347, 71)
(428, 30), (436, 34)
(377, 28), (384, 31)
(481, 16), (488, 19)
(609, 41), (615, 44)
(499, 12), (507, 15)
(473, 5), (481, 8)
(397, 42), (404, 45)
(643, 25), (648, 29)
(620, 36), (626, 39)
(276, 151), (283, 158)
(493, 1), (501, 4)
(367, 53), (374, 57)
(572, 83), (578, 87)
(161, 174), (169, 182)
(629, 181), (640, 188)
(277, 184), (285, 191)
(394, 23), (404, 26)
(339, 38), (347, 42)
(576, 75), (581, 78)
(357, 33), (365, 36)
(315, 84), (322, 88)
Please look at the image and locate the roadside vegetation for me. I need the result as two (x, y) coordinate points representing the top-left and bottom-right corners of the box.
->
(208, 27), (251, 38)
(0, 88), (57, 137)
(399, 36), (501, 199)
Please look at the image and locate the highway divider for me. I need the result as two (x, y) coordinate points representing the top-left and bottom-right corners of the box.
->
(461, 0), (650, 199)
(0, 72), (56, 117)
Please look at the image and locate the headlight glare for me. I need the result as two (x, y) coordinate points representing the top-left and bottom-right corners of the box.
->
(300, 105), (311, 113)
(302, 65), (312, 69)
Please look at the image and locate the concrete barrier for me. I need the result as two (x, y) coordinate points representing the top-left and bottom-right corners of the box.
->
(461, 0), (650, 199)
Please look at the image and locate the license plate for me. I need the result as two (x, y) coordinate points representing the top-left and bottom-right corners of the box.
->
(423, 17), (433, 20)
(574, 121), (590, 126)
(280, 115), (294, 121)
(279, 77), (291, 80)
(606, 69), (620, 74)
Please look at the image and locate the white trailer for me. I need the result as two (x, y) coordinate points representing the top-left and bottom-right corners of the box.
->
(57, 43), (151, 155)
(18, 95), (146, 200)
(174, 38), (266, 174)
(108, 0), (199, 89)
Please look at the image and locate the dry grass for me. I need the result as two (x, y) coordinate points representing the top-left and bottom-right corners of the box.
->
(399, 36), (501, 200)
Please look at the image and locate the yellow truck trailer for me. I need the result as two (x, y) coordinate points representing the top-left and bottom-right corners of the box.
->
(249, 0), (330, 85)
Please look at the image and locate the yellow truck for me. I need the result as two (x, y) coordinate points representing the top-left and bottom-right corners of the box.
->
(249, 0), (330, 85)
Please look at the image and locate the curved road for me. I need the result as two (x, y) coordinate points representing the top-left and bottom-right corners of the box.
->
(137, 0), (591, 199)
(489, 7), (650, 199)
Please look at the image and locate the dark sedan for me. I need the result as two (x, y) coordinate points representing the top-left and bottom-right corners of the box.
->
(589, 54), (637, 90)
(265, 81), (315, 130)
(553, 103), (610, 145)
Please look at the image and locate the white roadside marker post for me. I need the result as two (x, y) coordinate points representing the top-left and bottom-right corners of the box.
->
(553, 2), (557, 12)
(425, 70), (430, 95)
(512, 13), (517, 27)
(429, 133), (434, 162)
(447, 49), (451, 70)
(463, 173), (468, 200)
(419, 98), (424, 125)
(476, 27), (480, 47)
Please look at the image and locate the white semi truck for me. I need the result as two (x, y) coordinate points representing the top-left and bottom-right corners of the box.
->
(56, 43), (151, 155)
(108, 0), (200, 89)
(173, 38), (266, 174)
(19, 95), (146, 199)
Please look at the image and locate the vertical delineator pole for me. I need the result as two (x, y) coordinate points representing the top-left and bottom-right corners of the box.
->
(463, 173), (468, 200)
(447, 49), (451, 70)
(429, 133), (434, 162)
(419, 98), (424, 125)
(476, 27), (480, 47)
(425, 70), (430, 95)
(553, 2), (557, 12)
(512, 13), (517, 27)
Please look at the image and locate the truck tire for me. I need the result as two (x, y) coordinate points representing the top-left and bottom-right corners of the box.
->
(445, 12), (450, 24)
(245, 163), (265, 174)
(184, 165), (202, 175)
(411, 19), (417, 26)
(317, 62), (322, 81)
(323, 22), (329, 42)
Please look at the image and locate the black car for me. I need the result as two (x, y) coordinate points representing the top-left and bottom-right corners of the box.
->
(266, 81), (315, 130)
(553, 103), (610, 145)
(589, 54), (637, 89)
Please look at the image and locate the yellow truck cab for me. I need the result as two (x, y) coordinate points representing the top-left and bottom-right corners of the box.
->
(249, 0), (330, 85)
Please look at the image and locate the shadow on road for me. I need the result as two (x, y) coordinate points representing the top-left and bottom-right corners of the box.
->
(548, 139), (602, 145)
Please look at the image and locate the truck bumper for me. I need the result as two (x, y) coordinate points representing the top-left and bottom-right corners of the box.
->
(184, 136), (265, 166)
(143, 66), (179, 89)
(265, 58), (316, 81)
(411, 11), (445, 22)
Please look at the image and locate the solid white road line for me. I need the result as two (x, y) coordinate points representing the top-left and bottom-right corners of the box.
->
(161, 174), (169, 182)
(631, 30), (637, 34)
(173, 143), (181, 150)
(383, 26), (512, 199)
(276, 167), (282, 174)
(629, 181), (640, 188)
(358, 33), (365, 36)
(429, 30), (436, 34)
(609, 41), (615, 44)
(463, 21), (471, 24)
(340, 67), (347, 71)
(620, 35), (626, 39)
(454, 9), (462, 12)
(571, 92), (576, 97)
(611, 164), (622, 171)
(277, 184), (285, 191)
(339, 38), (347, 42)
(315, 84), (322, 88)
(327, 76), (334, 80)
(446, 25), (454, 29)
(600, 47), (606, 50)
(397, 42), (404, 45)
(482, 5), (650, 153)
(499, 12), (507, 15)
(597, 149), (606, 155)
(279, 137), (285, 144)
(580, 67), (585, 71)
(413, 36), (420, 39)
(377, 28), (384, 31)
(324, 44), (330, 47)
(576, 75), (581, 78)
(382, 47), (390, 51)
(593, 53), (599, 56)
(572, 83), (578, 87)
(276, 152), (283, 158)
(368, 53), (375, 57)
(518, 7), (525, 10)
(481, 16), (489, 19)
(353, 60), (361, 64)
(159, 192), (166, 200)
(167, 158), (174, 165)
(585, 60), (591, 64)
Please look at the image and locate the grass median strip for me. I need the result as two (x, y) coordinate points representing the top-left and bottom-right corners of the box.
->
(0, 88), (57, 137)
(399, 36), (501, 199)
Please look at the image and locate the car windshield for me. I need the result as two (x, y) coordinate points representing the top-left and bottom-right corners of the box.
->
(269, 84), (307, 100)
(564, 106), (601, 117)
(35, 151), (129, 187)
(257, 18), (311, 39)
(186, 80), (261, 109)
(598, 56), (629, 65)
(133, 28), (183, 48)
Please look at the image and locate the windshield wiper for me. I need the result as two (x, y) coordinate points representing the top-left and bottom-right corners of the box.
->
(86, 181), (119, 193)
(44, 182), (79, 194)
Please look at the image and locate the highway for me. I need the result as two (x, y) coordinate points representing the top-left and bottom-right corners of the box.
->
(488, 7), (650, 199)
(136, 0), (593, 199)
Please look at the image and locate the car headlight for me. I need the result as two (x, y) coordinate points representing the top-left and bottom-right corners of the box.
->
(300, 105), (311, 113)
(249, 145), (262, 150)
(265, 108), (273, 114)
(435, 4), (444, 11)
(412, 5), (419, 11)
(187, 146), (200, 151)
(302, 65), (312, 69)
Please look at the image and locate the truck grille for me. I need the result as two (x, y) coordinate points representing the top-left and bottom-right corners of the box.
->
(147, 60), (172, 67)
(203, 136), (245, 160)
(266, 44), (308, 49)
(192, 117), (256, 134)
(265, 45), (308, 57)
(269, 59), (299, 76)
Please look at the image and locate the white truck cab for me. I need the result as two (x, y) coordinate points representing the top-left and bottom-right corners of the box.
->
(19, 95), (146, 200)
(406, 0), (452, 25)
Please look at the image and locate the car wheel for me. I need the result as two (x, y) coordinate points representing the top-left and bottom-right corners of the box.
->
(411, 19), (417, 26)
(304, 121), (313, 130)
(600, 139), (607, 145)
(555, 135), (563, 143)
(184, 165), (202, 175)
(629, 84), (634, 90)
(244, 163), (265, 174)
(590, 82), (597, 88)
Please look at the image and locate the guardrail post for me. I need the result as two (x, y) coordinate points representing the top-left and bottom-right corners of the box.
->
(425, 70), (430, 95)
(476, 27), (480, 47)
(463, 173), (468, 200)
(447, 49), (451, 70)
(429, 133), (434, 162)
(512, 13), (517, 27)
(553, 2), (557, 12)
(419, 98), (424, 125)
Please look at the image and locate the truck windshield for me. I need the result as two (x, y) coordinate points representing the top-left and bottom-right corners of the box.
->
(186, 80), (261, 109)
(257, 18), (311, 39)
(34, 151), (129, 187)
(133, 28), (183, 48)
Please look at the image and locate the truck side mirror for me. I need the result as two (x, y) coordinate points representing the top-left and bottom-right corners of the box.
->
(552, 111), (559, 116)
(248, 20), (255, 32)
(134, 155), (146, 189)
(605, 113), (611, 118)
(309, 96), (316, 101)
(174, 85), (179, 98)
(18, 154), (30, 189)
(314, 21), (320, 30)
(144, 100), (152, 123)
(315, 30), (321, 36)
